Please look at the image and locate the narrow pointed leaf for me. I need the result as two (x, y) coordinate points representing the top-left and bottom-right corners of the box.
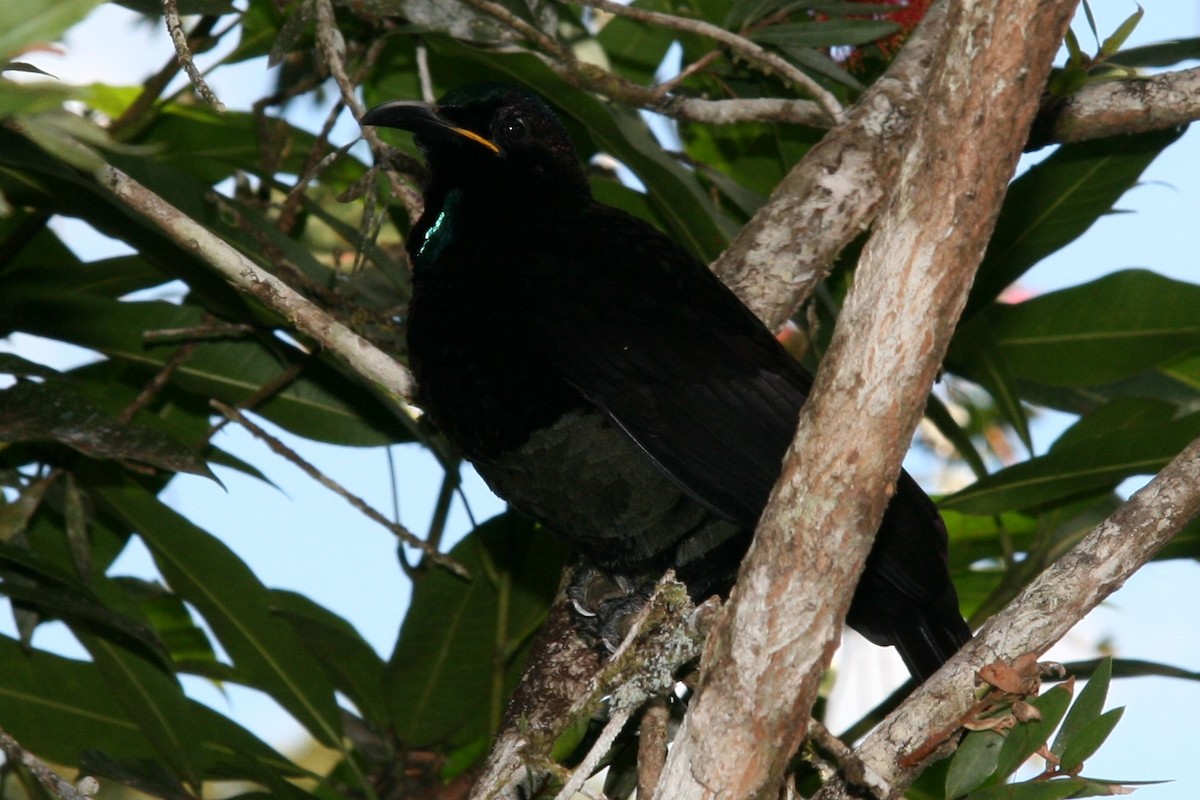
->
(964, 128), (1184, 319)
(946, 729), (1005, 798)
(1052, 657), (1112, 757)
(962, 271), (1200, 389)
(386, 512), (567, 748)
(942, 405), (1200, 514)
(989, 684), (1073, 785)
(80, 633), (202, 788)
(0, 379), (214, 478)
(92, 481), (344, 747)
(1060, 707), (1125, 772)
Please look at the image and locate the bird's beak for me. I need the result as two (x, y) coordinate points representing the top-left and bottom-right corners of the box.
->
(361, 100), (500, 155)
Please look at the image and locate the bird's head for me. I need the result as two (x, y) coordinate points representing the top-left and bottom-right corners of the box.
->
(362, 83), (590, 204)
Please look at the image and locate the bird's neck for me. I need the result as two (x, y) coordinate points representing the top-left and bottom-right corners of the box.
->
(410, 180), (587, 271)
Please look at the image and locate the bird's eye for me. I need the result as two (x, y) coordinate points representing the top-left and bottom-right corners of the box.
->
(501, 114), (528, 144)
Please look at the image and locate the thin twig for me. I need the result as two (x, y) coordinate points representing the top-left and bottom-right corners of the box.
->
(566, 0), (843, 123)
(0, 724), (98, 800)
(162, 0), (224, 112)
(313, 0), (423, 221)
(211, 400), (470, 579)
(118, 341), (198, 424)
(96, 164), (417, 405)
(553, 704), (633, 800)
(142, 323), (257, 343)
(461, 0), (571, 60)
(637, 697), (671, 800)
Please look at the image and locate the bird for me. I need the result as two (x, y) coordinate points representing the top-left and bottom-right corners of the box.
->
(361, 83), (972, 681)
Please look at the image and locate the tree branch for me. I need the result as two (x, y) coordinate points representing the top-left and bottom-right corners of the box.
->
(1028, 65), (1200, 149)
(0, 724), (98, 800)
(653, 2), (1079, 799)
(94, 165), (416, 404)
(564, 0), (844, 123)
(814, 432), (1200, 799)
(710, 0), (949, 328)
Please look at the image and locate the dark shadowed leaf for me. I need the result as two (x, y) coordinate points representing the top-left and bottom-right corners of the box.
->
(1108, 37), (1200, 67)
(93, 481), (344, 748)
(386, 511), (568, 749)
(272, 589), (389, 729)
(0, 379), (213, 478)
(749, 19), (900, 49)
(80, 633), (203, 788)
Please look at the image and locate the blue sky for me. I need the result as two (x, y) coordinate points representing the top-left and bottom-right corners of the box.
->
(5, 2), (1200, 796)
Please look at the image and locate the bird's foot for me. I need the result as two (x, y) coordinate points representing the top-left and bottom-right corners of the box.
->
(567, 566), (655, 652)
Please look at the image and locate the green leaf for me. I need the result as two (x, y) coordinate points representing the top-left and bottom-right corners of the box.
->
(1107, 37), (1200, 68)
(946, 730), (1005, 798)
(947, 320), (1032, 453)
(0, 379), (214, 478)
(965, 778), (1096, 800)
(959, 271), (1200, 389)
(597, 2), (677, 84)
(0, 540), (170, 664)
(749, 19), (900, 49)
(386, 511), (568, 749)
(964, 128), (1184, 320)
(0, 0), (103, 62)
(92, 480), (345, 748)
(1060, 706), (1124, 772)
(79, 633), (202, 788)
(1052, 657), (1112, 758)
(942, 401), (1200, 514)
(989, 684), (1073, 785)
(115, 577), (222, 671)
(0, 633), (161, 767)
(769, 42), (865, 90)
(0, 293), (409, 446)
(1097, 6), (1143, 60)
(271, 589), (389, 729)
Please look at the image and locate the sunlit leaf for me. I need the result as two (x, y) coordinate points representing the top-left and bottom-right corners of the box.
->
(965, 128), (1184, 318)
(960, 271), (1200, 389)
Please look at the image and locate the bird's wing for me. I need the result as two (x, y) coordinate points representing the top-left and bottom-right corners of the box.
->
(525, 207), (812, 529)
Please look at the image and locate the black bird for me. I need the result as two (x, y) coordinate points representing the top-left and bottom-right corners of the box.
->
(362, 84), (971, 681)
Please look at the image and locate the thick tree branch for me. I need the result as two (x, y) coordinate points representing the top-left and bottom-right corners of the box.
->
(1028, 65), (1200, 149)
(814, 432), (1200, 800)
(710, 0), (948, 328)
(468, 578), (716, 800)
(653, 2), (1079, 799)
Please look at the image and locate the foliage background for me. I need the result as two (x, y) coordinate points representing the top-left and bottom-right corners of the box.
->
(1, 1), (1199, 799)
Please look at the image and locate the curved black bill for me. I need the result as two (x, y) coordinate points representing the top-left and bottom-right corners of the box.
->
(361, 100), (500, 154)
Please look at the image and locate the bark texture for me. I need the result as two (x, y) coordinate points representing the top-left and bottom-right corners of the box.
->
(653, 2), (1080, 799)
